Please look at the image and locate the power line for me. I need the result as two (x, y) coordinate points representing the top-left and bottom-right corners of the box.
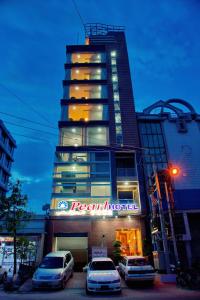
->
(0, 111), (57, 130)
(4, 120), (58, 136)
(0, 83), (53, 126)
(10, 132), (51, 143)
(72, 0), (85, 27)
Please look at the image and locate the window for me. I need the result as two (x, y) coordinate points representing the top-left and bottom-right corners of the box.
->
(71, 52), (104, 63)
(68, 104), (108, 121)
(70, 67), (106, 80)
(68, 84), (107, 99)
(87, 127), (108, 146)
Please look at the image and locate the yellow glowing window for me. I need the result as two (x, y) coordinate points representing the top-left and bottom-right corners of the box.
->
(68, 104), (104, 121)
(71, 52), (102, 63)
(71, 67), (103, 80)
(116, 229), (142, 256)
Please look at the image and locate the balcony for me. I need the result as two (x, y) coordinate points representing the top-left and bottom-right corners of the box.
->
(63, 84), (107, 100)
(66, 67), (107, 81)
(117, 168), (137, 180)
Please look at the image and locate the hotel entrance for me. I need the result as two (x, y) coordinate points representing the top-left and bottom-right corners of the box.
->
(116, 228), (142, 256)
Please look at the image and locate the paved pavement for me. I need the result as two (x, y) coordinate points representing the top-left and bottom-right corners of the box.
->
(0, 273), (200, 300)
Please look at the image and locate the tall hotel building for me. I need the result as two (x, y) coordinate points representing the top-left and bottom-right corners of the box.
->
(47, 24), (147, 267)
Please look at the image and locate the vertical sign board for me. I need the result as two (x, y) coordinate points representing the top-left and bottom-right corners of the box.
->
(92, 247), (107, 258)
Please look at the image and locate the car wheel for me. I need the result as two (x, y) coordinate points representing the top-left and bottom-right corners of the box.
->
(61, 278), (66, 289)
(2, 273), (7, 283)
(116, 289), (122, 295)
(70, 271), (73, 278)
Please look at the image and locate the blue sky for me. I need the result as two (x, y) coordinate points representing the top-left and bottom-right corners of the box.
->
(0, 0), (200, 213)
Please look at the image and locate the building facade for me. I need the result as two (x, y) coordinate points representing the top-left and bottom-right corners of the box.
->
(137, 99), (200, 268)
(0, 120), (16, 196)
(46, 24), (147, 268)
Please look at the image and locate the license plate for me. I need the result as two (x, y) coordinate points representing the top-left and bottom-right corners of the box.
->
(101, 285), (109, 290)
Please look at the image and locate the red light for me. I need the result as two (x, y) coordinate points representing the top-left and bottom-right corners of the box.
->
(170, 167), (180, 176)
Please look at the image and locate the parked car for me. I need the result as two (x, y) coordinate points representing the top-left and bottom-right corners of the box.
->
(84, 257), (121, 294)
(0, 266), (7, 283)
(118, 256), (155, 284)
(32, 251), (74, 289)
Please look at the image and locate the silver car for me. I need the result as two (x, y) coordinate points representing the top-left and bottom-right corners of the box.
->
(118, 256), (155, 284)
(32, 251), (74, 289)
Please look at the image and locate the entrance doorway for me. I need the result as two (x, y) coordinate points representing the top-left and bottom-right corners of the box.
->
(116, 229), (142, 256)
(55, 236), (88, 271)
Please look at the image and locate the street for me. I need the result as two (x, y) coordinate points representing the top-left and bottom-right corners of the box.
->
(0, 273), (200, 300)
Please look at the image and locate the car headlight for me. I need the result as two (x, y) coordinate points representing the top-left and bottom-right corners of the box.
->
(113, 279), (120, 283)
(54, 273), (62, 279)
(32, 273), (38, 280)
(88, 279), (97, 283)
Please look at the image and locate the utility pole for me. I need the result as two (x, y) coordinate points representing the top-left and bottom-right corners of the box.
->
(155, 172), (171, 274)
(164, 181), (179, 264)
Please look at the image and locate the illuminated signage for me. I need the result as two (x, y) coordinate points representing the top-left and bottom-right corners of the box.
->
(57, 200), (139, 212)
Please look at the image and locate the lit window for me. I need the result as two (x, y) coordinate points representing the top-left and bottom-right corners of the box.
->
(112, 75), (118, 82)
(111, 51), (117, 57)
(111, 58), (116, 65)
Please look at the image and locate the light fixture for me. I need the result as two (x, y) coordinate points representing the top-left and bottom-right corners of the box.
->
(97, 127), (102, 132)
(97, 69), (101, 73)
(111, 51), (116, 57)
(115, 215), (118, 219)
(75, 86), (79, 90)
(128, 215), (131, 219)
(77, 54), (80, 58)
(124, 181), (129, 186)
(72, 128), (76, 133)
(74, 143), (78, 147)
(98, 105), (101, 110)
(85, 118), (88, 122)
(98, 86), (101, 90)
(97, 54), (100, 59)
(75, 69), (79, 74)
(72, 106), (76, 110)
(72, 165), (76, 171)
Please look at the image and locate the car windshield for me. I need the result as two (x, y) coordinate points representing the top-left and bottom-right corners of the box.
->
(128, 259), (148, 266)
(90, 261), (115, 271)
(39, 257), (63, 269)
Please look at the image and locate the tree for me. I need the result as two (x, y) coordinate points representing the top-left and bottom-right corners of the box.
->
(112, 240), (122, 265)
(16, 237), (36, 264)
(0, 180), (32, 275)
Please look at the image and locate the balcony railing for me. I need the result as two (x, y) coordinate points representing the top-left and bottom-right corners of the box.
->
(116, 168), (136, 178)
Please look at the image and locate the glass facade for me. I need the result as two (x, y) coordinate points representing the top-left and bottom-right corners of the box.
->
(51, 151), (112, 216)
(110, 51), (123, 145)
(69, 52), (106, 64)
(64, 84), (107, 99)
(60, 126), (109, 146)
(66, 104), (108, 121)
(139, 121), (168, 176)
(66, 67), (106, 80)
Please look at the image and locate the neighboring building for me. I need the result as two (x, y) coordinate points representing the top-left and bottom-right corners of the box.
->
(0, 120), (16, 196)
(0, 215), (46, 269)
(137, 99), (200, 268)
(46, 23), (147, 268)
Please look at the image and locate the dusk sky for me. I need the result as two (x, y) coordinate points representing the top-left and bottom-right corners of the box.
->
(0, 0), (200, 213)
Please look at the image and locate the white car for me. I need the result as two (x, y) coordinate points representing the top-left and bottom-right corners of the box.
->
(0, 266), (7, 283)
(118, 256), (155, 284)
(32, 251), (74, 289)
(84, 257), (121, 294)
